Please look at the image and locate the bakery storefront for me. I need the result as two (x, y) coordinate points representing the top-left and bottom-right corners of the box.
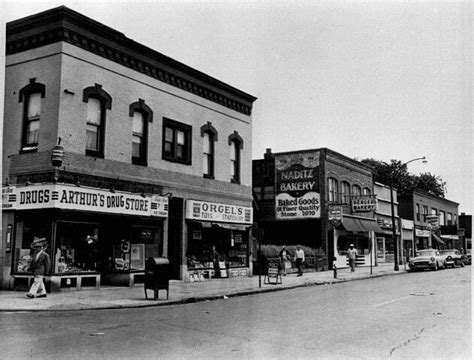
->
(185, 200), (252, 281)
(2, 184), (168, 292)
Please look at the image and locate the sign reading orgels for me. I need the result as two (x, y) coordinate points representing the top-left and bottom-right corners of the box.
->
(186, 200), (253, 224)
(2, 185), (168, 217)
(275, 151), (321, 219)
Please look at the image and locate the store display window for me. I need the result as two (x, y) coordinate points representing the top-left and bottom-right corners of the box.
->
(336, 234), (370, 256)
(55, 221), (100, 273)
(14, 219), (52, 273)
(187, 224), (249, 269)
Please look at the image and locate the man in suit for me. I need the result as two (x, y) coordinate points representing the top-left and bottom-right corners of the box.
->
(26, 237), (51, 299)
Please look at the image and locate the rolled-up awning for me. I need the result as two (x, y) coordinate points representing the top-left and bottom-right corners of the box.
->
(341, 217), (383, 233)
(441, 234), (458, 240)
(432, 233), (445, 245)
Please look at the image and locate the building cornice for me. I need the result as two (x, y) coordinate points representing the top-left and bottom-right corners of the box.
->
(6, 6), (257, 116)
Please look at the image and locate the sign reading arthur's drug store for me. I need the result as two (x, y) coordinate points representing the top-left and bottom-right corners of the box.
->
(2, 185), (168, 217)
(186, 200), (252, 224)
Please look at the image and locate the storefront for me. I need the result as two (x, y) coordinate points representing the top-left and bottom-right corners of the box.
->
(374, 218), (397, 263)
(401, 219), (414, 261)
(185, 200), (252, 281)
(334, 215), (380, 268)
(2, 184), (168, 291)
(415, 227), (431, 250)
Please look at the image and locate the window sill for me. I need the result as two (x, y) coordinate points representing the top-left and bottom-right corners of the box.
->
(203, 174), (215, 180)
(162, 156), (191, 165)
(20, 147), (38, 154)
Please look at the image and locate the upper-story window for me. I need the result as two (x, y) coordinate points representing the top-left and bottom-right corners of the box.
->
(83, 84), (112, 158)
(162, 118), (192, 165)
(416, 203), (420, 221)
(453, 214), (457, 225)
(130, 100), (152, 166)
(447, 212), (452, 225)
(328, 178), (339, 202)
(228, 131), (243, 184)
(439, 211), (445, 226)
(423, 205), (428, 221)
(19, 78), (45, 152)
(352, 184), (361, 197)
(363, 187), (371, 196)
(201, 122), (218, 179)
(340, 181), (350, 204)
(431, 208), (438, 215)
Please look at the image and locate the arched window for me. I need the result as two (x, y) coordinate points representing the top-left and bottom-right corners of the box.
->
(83, 84), (112, 158)
(352, 184), (362, 197)
(228, 131), (243, 184)
(201, 122), (218, 178)
(340, 181), (351, 204)
(19, 78), (45, 152)
(363, 187), (371, 196)
(129, 99), (153, 166)
(328, 178), (339, 202)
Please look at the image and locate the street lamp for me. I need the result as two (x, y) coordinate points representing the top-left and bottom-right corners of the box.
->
(386, 157), (427, 271)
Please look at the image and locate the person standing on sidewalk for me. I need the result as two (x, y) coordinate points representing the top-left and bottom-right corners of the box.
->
(26, 237), (51, 299)
(294, 245), (305, 276)
(279, 246), (291, 276)
(332, 257), (338, 279)
(347, 243), (358, 272)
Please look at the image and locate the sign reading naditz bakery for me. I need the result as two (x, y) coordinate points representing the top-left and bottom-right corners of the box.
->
(186, 200), (253, 224)
(275, 150), (321, 220)
(351, 195), (377, 212)
(2, 184), (169, 217)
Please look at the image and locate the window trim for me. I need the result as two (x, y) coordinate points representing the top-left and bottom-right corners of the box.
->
(19, 78), (45, 153)
(201, 122), (218, 179)
(83, 84), (112, 158)
(228, 131), (243, 184)
(328, 177), (339, 203)
(340, 181), (351, 204)
(129, 99), (153, 166)
(162, 118), (192, 165)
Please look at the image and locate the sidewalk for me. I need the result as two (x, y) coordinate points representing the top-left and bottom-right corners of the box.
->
(0, 263), (406, 312)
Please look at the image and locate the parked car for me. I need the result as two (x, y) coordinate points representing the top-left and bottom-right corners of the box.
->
(439, 249), (464, 268)
(408, 249), (446, 271)
(463, 250), (471, 265)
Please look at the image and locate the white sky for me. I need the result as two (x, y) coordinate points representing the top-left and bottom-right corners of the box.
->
(1, 0), (472, 214)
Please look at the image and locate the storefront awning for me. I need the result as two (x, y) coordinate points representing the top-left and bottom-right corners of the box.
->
(432, 233), (445, 245)
(190, 221), (251, 231)
(341, 217), (383, 233)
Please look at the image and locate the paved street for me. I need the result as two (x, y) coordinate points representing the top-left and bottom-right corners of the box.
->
(0, 266), (471, 360)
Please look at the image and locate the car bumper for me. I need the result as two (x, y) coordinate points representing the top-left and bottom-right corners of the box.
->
(409, 262), (436, 270)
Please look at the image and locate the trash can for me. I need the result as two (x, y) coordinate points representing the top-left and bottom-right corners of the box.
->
(144, 257), (170, 300)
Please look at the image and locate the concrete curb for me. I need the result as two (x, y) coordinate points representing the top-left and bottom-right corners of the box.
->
(0, 270), (407, 312)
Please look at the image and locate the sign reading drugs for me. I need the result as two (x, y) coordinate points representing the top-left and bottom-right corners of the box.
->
(275, 151), (321, 219)
(2, 184), (168, 217)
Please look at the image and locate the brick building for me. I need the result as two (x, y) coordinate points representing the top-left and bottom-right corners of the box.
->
(253, 148), (382, 269)
(398, 189), (459, 250)
(2, 7), (256, 291)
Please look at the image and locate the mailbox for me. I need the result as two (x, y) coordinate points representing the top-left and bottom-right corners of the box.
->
(144, 257), (170, 300)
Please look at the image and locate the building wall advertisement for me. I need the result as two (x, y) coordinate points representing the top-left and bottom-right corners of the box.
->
(275, 151), (321, 219)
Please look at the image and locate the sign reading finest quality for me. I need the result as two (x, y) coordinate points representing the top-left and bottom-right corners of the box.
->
(2, 185), (168, 217)
(275, 151), (321, 219)
(186, 200), (252, 224)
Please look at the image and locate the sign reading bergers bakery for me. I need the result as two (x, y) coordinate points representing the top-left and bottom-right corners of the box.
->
(186, 200), (252, 224)
(275, 151), (321, 219)
(2, 185), (168, 217)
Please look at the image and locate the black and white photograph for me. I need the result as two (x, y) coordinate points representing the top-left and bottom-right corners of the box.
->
(0, 0), (472, 359)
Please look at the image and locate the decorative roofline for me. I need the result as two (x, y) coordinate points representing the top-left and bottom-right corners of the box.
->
(6, 6), (257, 116)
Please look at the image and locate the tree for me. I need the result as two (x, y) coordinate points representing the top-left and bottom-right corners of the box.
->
(360, 158), (446, 197)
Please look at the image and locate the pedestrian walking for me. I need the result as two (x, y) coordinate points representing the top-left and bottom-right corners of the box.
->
(347, 243), (358, 272)
(279, 246), (291, 276)
(26, 237), (51, 298)
(332, 257), (337, 279)
(294, 245), (305, 276)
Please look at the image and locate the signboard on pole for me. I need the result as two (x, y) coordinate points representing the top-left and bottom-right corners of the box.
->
(328, 205), (342, 227)
(274, 151), (321, 220)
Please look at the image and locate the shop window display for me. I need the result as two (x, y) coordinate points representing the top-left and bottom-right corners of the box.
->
(337, 234), (370, 257)
(187, 225), (249, 270)
(14, 220), (52, 273)
(55, 221), (100, 273)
